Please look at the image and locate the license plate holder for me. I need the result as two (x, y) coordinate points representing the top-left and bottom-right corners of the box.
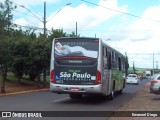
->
(70, 88), (79, 92)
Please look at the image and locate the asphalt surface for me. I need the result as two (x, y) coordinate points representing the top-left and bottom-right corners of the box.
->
(0, 79), (149, 120)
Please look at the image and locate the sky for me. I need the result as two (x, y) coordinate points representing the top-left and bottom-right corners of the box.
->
(4, 0), (160, 69)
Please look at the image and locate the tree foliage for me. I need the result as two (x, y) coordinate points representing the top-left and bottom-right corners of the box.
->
(0, 0), (81, 92)
(0, 0), (16, 92)
(12, 35), (30, 82)
(125, 52), (129, 76)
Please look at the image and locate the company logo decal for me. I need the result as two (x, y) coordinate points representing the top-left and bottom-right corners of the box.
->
(55, 72), (96, 83)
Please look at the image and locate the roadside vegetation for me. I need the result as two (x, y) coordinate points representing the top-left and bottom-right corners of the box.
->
(0, 0), (129, 93)
(0, 0), (79, 93)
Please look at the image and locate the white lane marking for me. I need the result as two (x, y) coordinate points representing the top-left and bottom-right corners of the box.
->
(53, 97), (70, 102)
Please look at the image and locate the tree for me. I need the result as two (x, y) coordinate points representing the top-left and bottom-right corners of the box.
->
(12, 36), (30, 82)
(48, 28), (67, 41)
(125, 52), (129, 76)
(67, 31), (80, 37)
(38, 35), (51, 87)
(11, 28), (51, 87)
(0, 0), (16, 93)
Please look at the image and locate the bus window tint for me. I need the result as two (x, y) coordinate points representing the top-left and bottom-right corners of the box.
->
(108, 52), (111, 69)
(54, 40), (99, 58)
(118, 57), (122, 71)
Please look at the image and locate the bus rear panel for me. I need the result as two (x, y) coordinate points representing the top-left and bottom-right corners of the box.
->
(50, 37), (103, 95)
(50, 37), (126, 98)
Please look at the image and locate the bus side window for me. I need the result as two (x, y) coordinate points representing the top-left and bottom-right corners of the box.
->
(103, 47), (107, 69)
(115, 53), (118, 69)
(118, 57), (122, 71)
(108, 52), (111, 69)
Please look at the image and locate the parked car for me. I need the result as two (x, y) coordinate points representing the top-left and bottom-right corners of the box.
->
(126, 74), (139, 85)
(150, 74), (160, 94)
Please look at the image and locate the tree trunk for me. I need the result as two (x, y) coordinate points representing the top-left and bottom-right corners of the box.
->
(37, 74), (41, 88)
(0, 65), (8, 93)
(1, 81), (5, 93)
(0, 72), (7, 93)
(43, 67), (46, 87)
(18, 77), (21, 83)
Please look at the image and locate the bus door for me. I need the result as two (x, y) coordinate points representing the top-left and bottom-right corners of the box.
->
(107, 50), (112, 93)
(103, 47), (111, 94)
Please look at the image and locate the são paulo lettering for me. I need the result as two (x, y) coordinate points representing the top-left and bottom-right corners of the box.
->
(60, 72), (91, 78)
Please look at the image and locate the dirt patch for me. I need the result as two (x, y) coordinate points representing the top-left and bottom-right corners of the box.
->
(109, 84), (160, 120)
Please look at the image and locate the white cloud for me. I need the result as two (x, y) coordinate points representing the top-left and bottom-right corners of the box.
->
(13, 18), (28, 26)
(44, 0), (127, 30)
(11, 0), (58, 6)
(12, 0), (160, 68)
(109, 5), (160, 68)
(101, 4), (160, 68)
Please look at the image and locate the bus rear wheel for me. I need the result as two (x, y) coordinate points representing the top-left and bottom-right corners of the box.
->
(107, 82), (115, 100)
(69, 94), (82, 99)
(107, 91), (114, 100)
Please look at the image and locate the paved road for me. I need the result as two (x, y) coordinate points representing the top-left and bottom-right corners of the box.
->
(0, 79), (149, 120)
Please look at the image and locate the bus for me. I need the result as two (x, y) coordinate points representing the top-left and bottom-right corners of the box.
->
(50, 37), (127, 99)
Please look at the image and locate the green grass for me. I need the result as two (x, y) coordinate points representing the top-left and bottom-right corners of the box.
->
(0, 72), (50, 85)
(128, 67), (148, 72)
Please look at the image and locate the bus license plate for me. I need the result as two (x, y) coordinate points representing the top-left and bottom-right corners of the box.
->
(70, 88), (79, 92)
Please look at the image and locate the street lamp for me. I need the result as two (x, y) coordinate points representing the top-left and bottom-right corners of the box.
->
(19, 5), (43, 22)
(19, 2), (72, 36)
(47, 2), (72, 22)
(19, 2), (72, 23)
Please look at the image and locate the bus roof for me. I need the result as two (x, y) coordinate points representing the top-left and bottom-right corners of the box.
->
(54, 37), (99, 40)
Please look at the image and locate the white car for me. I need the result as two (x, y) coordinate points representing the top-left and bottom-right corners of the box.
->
(150, 74), (160, 94)
(126, 74), (139, 85)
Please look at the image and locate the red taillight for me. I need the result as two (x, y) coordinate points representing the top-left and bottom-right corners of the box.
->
(151, 80), (158, 84)
(96, 70), (101, 84)
(50, 70), (55, 83)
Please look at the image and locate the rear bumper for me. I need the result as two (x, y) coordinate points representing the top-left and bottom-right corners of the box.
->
(126, 80), (138, 84)
(50, 83), (103, 95)
(150, 86), (160, 94)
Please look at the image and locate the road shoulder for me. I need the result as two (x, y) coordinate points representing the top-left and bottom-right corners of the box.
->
(109, 82), (160, 120)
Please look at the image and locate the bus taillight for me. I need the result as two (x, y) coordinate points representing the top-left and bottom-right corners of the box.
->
(96, 70), (101, 84)
(50, 70), (55, 83)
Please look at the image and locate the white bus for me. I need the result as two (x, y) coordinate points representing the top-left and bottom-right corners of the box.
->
(50, 37), (127, 99)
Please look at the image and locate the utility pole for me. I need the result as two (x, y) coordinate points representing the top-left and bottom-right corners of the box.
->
(153, 52), (154, 75)
(133, 61), (135, 74)
(156, 61), (158, 69)
(44, 1), (46, 37)
(8, 3), (10, 36)
(76, 22), (77, 36)
(43, 1), (47, 87)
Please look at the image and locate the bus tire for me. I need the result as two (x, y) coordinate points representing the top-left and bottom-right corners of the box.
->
(123, 79), (126, 88)
(118, 89), (123, 94)
(107, 90), (114, 100)
(107, 81), (115, 100)
(69, 94), (82, 99)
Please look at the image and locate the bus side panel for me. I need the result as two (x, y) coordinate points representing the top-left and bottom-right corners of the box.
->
(50, 39), (55, 91)
(99, 40), (111, 96)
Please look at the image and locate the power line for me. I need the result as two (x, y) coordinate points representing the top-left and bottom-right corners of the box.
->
(129, 53), (160, 55)
(47, 6), (64, 22)
(81, 0), (160, 23)
(47, 3), (71, 22)
(12, 1), (43, 19)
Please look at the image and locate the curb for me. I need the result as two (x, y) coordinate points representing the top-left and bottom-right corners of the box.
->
(0, 88), (49, 97)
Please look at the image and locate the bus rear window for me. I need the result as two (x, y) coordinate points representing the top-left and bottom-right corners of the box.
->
(54, 39), (99, 58)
